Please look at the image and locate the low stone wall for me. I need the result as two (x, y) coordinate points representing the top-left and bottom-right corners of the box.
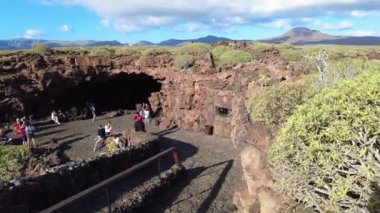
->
(0, 135), (159, 212)
(113, 165), (186, 213)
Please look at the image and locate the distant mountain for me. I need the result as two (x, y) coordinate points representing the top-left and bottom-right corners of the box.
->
(132, 40), (155, 46)
(260, 27), (380, 45)
(0, 38), (123, 50)
(157, 35), (232, 46)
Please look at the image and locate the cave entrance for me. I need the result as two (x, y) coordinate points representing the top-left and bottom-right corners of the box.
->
(53, 73), (161, 114)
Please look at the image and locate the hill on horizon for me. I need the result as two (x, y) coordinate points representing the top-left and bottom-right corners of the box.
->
(0, 38), (123, 50)
(2, 28), (380, 50)
(260, 27), (380, 45)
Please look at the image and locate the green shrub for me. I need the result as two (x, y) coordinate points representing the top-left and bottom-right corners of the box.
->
(89, 47), (113, 58)
(280, 49), (302, 61)
(105, 137), (118, 152)
(177, 43), (211, 56)
(269, 71), (380, 212)
(252, 42), (277, 52)
(0, 145), (31, 182)
(174, 54), (195, 70)
(29, 44), (52, 54)
(246, 79), (310, 125)
(141, 47), (170, 56)
(218, 50), (253, 68)
(114, 47), (141, 56)
(211, 46), (234, 59)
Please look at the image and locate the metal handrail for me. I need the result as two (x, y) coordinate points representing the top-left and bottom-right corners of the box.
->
(40, 147), (181, 213)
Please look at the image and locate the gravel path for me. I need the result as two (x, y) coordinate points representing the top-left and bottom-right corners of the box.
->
(32, 113), (242, 213)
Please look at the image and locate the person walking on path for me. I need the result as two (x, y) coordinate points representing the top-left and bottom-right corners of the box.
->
(14, 118), (27, 145)
(105, 122), (112, 136)
(93, 125), (106, 152)
(90, 104), (96, 123)
(24, 122), (36, 147)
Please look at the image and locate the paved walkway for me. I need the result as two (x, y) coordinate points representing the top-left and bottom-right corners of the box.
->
(32, 113), (242, 213)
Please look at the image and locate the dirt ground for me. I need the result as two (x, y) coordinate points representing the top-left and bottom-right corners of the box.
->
(14, 112), (242, 213)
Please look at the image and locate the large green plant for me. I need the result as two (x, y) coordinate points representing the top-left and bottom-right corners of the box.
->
(269, 71), (380, 212)
(246, 79), (310, 125)
(218, 50), (253, 68)
(0, 145), (31, 182)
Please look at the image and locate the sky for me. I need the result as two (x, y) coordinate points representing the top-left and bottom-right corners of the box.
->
(0, 0), (380, 44)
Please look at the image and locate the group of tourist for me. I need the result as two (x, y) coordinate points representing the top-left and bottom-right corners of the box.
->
(0, 117), (36, 147)
(2, 101), (154, 154)
(133, 103), (151, 132)
(50, 103), (96, 125)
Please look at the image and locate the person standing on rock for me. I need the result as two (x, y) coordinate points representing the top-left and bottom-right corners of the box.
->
(93, 125), (106, 152)
(90, 104), (96, 123)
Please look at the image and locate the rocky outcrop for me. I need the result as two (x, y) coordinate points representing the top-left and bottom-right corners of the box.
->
(233, 146), (289, 213)
(0, 47), (297, 212)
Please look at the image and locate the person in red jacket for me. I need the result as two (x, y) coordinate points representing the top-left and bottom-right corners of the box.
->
(15, 118), (27, 145)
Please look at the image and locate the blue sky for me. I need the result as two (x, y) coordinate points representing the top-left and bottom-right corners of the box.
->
(0, 0), (379, 44)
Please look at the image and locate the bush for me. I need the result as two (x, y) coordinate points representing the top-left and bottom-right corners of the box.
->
(141, 47), (171, 56)
(89, 47), (113, 58)
(211, 46), (234, 59)
(0, 145), (31, 182)
(114, 47), (141, 56)
(246, 79), (310, 125)
(252, 42), (277, 52)
(177, 43), (211, 56)
(218, 50), (253, 68)
(174, 54), (195, 70)
(105, 137), (118, 151)
(268, 72), (380, 212)
(29, 44), (52, 55)
(280, 49), (302, 61)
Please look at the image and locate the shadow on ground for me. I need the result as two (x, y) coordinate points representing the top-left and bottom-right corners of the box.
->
(57, 134), (199, 213)
(143, 159), (234, 213)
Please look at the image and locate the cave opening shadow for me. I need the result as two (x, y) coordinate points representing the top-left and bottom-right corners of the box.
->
(51, 72), (161, 114)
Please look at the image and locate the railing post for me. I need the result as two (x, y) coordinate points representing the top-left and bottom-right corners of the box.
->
(158, 158), (162, 179)
(106, 187), (111, 213)
(172, 150), (180, 166)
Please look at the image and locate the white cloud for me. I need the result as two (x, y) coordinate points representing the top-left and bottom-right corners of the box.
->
(42, 0), (380, 32)
(224, 28), (237, 34)
(346, 30), (373, 36)
(59, 24), (72, 32)
(23, 29), (44, 39)
(314, 20), (354, 30)
(101, 19), (110, 28)
(351, 10), (368, 17)
(258, 19), (292, 29)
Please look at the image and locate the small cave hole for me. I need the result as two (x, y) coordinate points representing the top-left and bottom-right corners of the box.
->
(216, 106), (230, 117)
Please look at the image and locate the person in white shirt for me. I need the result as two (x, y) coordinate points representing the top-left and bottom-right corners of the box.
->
(51, 111), (60, 124)
(143, 109), (150, 124)
(90, 105), (96, 122)
(114, 135), (126, 150)
(105, 122), (112, 136)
